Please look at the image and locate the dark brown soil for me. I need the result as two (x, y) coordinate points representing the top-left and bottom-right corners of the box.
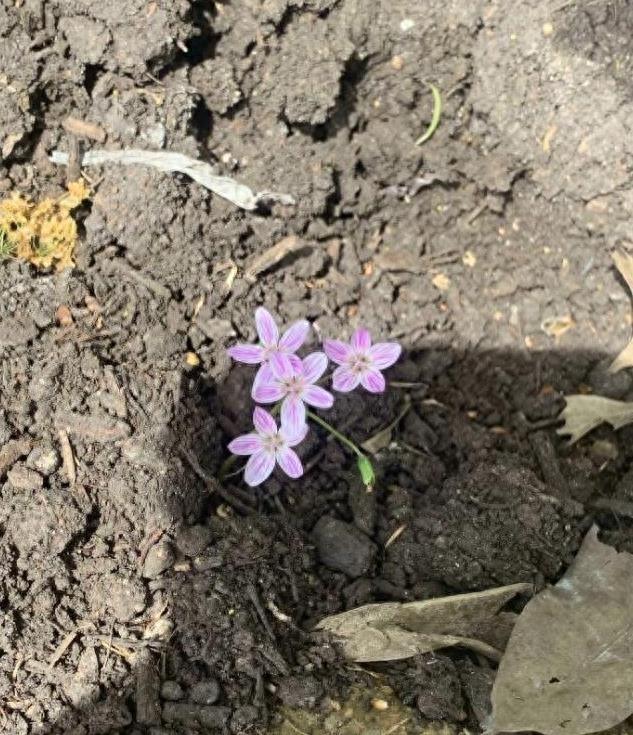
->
(2, 0), (633, 733)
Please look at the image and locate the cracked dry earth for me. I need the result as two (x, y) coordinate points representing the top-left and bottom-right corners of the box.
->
(2, 0), (633, 733)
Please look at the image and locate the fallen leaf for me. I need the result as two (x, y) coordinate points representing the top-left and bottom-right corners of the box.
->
(490, 526), (633, 735)
(432, 272), (451, 291)
(316, 583), (531, 663)
(610, 251), (633, 372)
(557, 394), (633, 444)
(50, 148), (295, 211)
(361, 397), (411, 454)
(245, 235), (305, 281)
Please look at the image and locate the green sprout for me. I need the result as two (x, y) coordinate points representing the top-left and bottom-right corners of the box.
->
(0, 229), (16, 259)
(415, 82), (442, 146)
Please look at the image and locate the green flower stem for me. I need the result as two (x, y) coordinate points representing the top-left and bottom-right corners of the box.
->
(307, 410), (376, 488)
(306, 410), (364, 458)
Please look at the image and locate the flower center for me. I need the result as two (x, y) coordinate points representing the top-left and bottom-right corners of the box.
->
(349, 353), (371, 374)
(263, 434), (284, 452)
(282, 375), (305, 396)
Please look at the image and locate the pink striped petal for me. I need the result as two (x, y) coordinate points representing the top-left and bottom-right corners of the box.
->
(279, 320), (310, 352)
(324, 339), (351, 366)
(281, 422), (308, 447)
(276, 446), (303, 479)
(369, 342), (401, 370)
(244, 450), (276, 486)
(302, 385), (334, 409)
(228, 433), (263, 456)
(360, 368), (386, 393)
(255, 307), (279, 347)
(302, 352), (328, 383)
(351, 328), (371, 351)
(253, 364), (273, 391)
(288, 353), (303, 372)
(253, 407), (277, 436)
(252, 380), (285, 404)
(269, 352), (295, 380)
(227, 344), (264, 364)
(332, 366), (361, 393)
(281, 395), (306, 438)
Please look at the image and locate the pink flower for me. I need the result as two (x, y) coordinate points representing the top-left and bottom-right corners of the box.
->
(252, 352), (334, 436)
(228, 307), (309, 371)
(324, 328), (401, 393)
(228, 407), (307, 487)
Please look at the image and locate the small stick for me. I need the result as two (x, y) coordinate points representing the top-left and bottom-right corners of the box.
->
(66, 136), (81, 184)
(58, 429), (76, 485)
(247, 583), (276, 640)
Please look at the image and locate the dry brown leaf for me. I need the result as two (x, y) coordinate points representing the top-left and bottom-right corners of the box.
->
(557, 394), (633, 444)
(491, 526), (633, 735)
(361, 397), (411, 455)
(245, 235), (305, 281)
(610, 251), (633, 372)
(316, 583), (531, 663)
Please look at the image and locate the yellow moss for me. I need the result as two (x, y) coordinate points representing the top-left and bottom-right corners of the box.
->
(0, 180), (90, 271)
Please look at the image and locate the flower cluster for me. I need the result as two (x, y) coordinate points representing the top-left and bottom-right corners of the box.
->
(227, 308), (401, 486)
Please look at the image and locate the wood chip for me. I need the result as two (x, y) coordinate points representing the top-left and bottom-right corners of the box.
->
(56, 412), (131, 443)
(135, 650), (161, 726)
(55, 305), (73, 327)
(63, 116), (106, 143)
(58, 429), (76, 485)
(245, 235), (305, 281)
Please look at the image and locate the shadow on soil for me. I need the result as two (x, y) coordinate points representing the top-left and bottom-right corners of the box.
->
(27, 346), (633, 733)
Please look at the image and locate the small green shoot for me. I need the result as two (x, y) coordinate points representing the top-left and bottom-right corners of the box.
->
(415, 83), (442, 146)
(357, 454), (376, 489)
(0, 228), (16, 259)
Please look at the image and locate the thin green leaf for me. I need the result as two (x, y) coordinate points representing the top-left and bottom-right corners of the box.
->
(415, 83), (442, 146)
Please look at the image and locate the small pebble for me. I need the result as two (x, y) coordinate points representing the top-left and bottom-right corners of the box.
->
(371, 698), (389, 711)
(312, 517), (376, 577)
(161, 680), (184, 702)
(7, 464), (43, 491)
(142, 541), (175, 579)
(189, 678), (220, 705)
(26, 445), (60, 476)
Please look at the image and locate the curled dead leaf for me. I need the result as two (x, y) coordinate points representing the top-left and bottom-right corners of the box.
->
(491, 526), (633, 735)
(610, 251), (633, 372)
(316, 583), (531, 663)
(557, 394), (633, 444)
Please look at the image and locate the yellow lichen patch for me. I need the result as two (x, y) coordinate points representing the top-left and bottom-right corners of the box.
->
(0, 179), (90, 271)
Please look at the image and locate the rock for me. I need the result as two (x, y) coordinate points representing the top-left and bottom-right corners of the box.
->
(161, 680), (184, 702)
(0, 316), (37, 347)
(26, 444), (60, 476)
(588, 358), (632, 399)
(142, 541), (175, 579)
(277, 675), (323, 708)
(162, 703), (230, 729)
(189, 678), (220, 705)
(7, 463), (43, 491)
(312, 517), (376, 577)
(176, 525), (213, 557)
(231, 705), (260, 732)
(0, 438), (33, 478)
(59, 15), (111, 65)
(89, 574), (146, 622)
